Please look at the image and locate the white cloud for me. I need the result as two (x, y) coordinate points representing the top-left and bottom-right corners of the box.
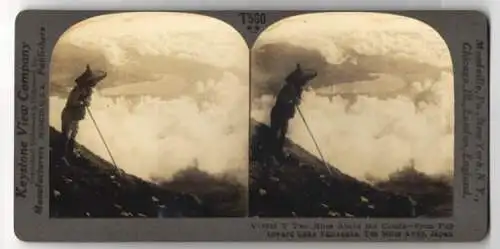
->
(50, 13), (250, 181)
(252, 13), (454, 180)
(252, 71), (454, 180)
(50, 72), (249, 181)
(256, 12), (452, 68)
(58, 12), (248, 69)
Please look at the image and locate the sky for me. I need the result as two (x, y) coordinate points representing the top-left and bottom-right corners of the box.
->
(49, 12), (455, 182)
(251, 12), (454, 180)
(49, 12), (249, 182)
(61, 12), (247, 70)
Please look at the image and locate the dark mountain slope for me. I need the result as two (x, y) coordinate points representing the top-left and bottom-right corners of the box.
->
(153, 167), (248, 217)
(371, 165), (453, 217)
(249, 119), (423, 218)
(49, 127), (245, 218)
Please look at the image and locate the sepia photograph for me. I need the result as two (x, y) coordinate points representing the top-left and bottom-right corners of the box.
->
(13, 9), (490, 242)
(48, 12), (249, 218)
(249, 12), (454, 218)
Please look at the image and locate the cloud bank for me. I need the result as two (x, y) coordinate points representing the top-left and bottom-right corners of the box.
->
(251, 13), (454, 180)
(51, 72), (249, 181)
(50, 13), (249, 182)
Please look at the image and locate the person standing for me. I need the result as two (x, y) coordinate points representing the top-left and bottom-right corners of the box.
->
(61, 64), (107, 157)
(269, 64), (317, 161)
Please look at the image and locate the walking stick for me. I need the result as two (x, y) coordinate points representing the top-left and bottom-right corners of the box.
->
(295, 105), (333, 176)
(86, 106), (118, 169)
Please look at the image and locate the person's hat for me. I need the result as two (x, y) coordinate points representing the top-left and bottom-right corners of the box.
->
(285, 63), (317, 83)
(75, 64), (107, 87)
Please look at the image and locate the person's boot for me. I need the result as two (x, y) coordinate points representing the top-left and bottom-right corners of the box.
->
(66, 139), (78, 159)
(274, 147), (286, 164)
(275, 136), (287, 163)
(63, 139), (70, 157)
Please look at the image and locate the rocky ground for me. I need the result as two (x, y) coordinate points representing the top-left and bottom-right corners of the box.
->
(371, 165), (453, 217)
(249, 120), (452, 218)
(49, 127), (246, 218)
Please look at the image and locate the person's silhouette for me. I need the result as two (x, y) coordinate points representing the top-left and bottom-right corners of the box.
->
(269, 64), (317, 161)
(61, 64), (107, 157)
